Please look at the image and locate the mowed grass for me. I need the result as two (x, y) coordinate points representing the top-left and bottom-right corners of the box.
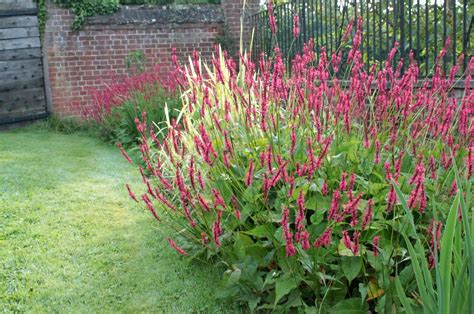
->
(0, 130), (228, 312)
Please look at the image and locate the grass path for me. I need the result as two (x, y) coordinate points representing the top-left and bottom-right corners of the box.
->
(0, 130), (227, 312)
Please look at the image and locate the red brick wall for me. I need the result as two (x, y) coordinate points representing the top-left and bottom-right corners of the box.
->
(44, 5), (228, 117)
(221, 0), (260, 50)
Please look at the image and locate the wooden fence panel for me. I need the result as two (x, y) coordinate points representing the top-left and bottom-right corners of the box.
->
(0, 1), (47, 124)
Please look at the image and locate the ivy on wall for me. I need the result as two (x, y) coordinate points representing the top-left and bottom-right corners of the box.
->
(54, 0), (120, 30)
(35, 0), (47, 37)
(35, 0), (220, 34)
(35, 0), (120, 32)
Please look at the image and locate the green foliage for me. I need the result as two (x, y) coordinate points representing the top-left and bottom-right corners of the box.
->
(214, 25), (237, 58)
(129, 34), (473, 310)
(27, 114), (94, 134)
(53, 0), (120, 30)
(120, 0), (174, 5)
(121, 0), (219, 4)
(125, 50), (147, 74)
(35, 0), (220, 35)
(0, 131), (230, 312)
(34, 0), (47, 39)
(394, 179), (473, 314)
(96, 85), (181, 148)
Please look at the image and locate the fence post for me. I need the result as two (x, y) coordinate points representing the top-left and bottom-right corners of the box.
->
(400, 0), (405, 73)
(302, 0), (307, 45)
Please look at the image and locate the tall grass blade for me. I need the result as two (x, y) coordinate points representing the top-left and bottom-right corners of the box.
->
(392, 181), (436, 313)
(450, 259), (468, 314)
(395, 276), (415, 314)
(439, 192), (460, 313)
(451, 156), (474, 313)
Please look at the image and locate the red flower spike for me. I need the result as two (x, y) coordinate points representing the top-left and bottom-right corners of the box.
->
(141, 194), (160, 222)
(118, 143), (132, 163)
(167, 238), (188, 255)
(212, 189), (226, 208)
(125, 184), (138, 203)
(314, 227), (332, 248)
(213, 210), (223, 247)
(281, 207), (296, 257)
(372, 236), (380, 256)
(245, 160), (255, 187)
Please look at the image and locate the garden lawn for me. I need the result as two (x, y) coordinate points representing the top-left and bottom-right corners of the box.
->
(0, 130), (227, 312)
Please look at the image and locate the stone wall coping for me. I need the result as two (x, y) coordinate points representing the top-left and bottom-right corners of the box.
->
(87, 4), (225, 27)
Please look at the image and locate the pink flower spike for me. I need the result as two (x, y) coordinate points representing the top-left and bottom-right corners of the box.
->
(167, 238), (188, 255)
(141, 194), (160, 222)
(281, 207), (296, 256)
(373, 236), (380, 256)
(293, 15), (299, 39)
(374, 140), (381, 164)
(314, 227), (332, 248)
(245, 159), (255, 186)
(212, 188), (226, 208)
(118, 143), (132, 163)
(125, 184), (138, 202)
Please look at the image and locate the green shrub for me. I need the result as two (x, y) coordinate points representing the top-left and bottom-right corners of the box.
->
(120, 0), (174, 6)
(124, 19), (473, 311)
(25, 114), (95, 134)
(54, 0), (120, 30)
(87, 67), (182, 147)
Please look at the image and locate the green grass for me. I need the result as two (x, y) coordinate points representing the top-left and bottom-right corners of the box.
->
(0, 130), (229, 312)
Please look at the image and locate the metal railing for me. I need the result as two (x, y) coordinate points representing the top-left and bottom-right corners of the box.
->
(250, 0), (473, 76)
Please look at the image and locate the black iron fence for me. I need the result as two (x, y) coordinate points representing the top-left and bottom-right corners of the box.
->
(250, 0), (473, 76)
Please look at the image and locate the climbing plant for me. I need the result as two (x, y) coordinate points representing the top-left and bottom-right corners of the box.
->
(54, 0), (120, 30)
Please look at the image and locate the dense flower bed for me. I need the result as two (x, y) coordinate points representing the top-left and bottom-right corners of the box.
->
(85, 67), (181, 146)
(123, 18), (473, 312)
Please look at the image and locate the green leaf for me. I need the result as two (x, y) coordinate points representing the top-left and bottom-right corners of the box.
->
(247, 295), (260, 311)
(439, 192), (460, 313)
(305, 195), (317, 210)
(330, 298), (369, 313)
(358, 283), (368, 302)
(392, 181), (436, 312)
(395, 276), (415, 314)
(234, 233), (254, 259)
(368, 182), (387, 195)
(243, 224), (275, 239)
(245, 245), (268, 265)
(274, 276), (298, 306)
(226, 268), (241, 286)
(341, 257), (362, 283)
(310, 210), (324, 225)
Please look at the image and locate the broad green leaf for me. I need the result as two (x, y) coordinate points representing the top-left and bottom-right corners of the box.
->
(274, 276), (298, 306)
(234, 232), (254, 259)
(341, 257), (362, 283)
(305, 195), (318, 210)
(310, 210), (324, 225)
(244, 224), (275, 239)
(368, 182), (387, 195)
(226, 268), (241, 286)
(245, 245), (268, 265)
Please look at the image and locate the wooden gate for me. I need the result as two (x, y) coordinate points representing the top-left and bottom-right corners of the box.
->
(0, 0), (48, 125)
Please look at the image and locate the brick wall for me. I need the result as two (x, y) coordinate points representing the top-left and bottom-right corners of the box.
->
(221, 0), (260, 50)
(44, 1), (258, 117)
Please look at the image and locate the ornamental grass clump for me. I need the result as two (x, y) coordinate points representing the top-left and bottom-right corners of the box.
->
(124, 18), (473, 312)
